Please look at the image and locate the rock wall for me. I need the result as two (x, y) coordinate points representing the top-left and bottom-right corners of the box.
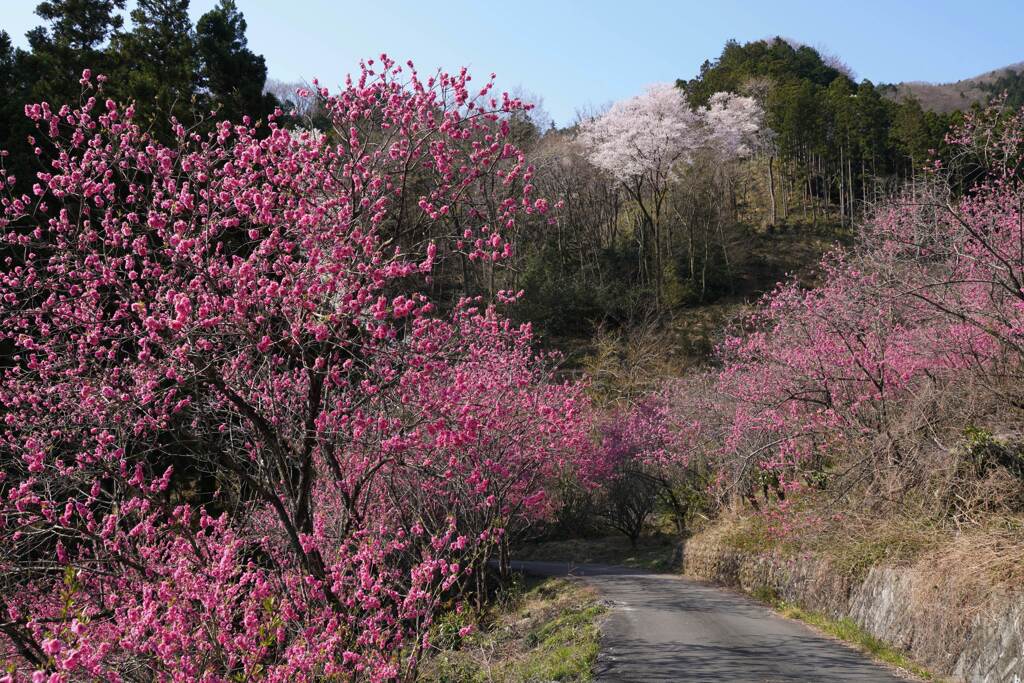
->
(677, 536), (1024, 682)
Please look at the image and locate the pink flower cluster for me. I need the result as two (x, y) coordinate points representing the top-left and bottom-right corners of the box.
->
(0, 60), (590, 681)
(598, 100), (1024, 525)
(713, 102), (1024, 501)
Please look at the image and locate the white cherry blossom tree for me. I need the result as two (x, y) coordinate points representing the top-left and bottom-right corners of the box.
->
(578, 84), (763, 306)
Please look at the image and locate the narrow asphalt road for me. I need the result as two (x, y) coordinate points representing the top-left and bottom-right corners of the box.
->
(510, 560), (908, 682)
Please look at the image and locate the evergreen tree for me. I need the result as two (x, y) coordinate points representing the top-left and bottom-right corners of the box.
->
(853, 80), (892, 167)
(33, 0), (125, 51)
(196, 0), (276, 123)
(109, 0), (196, 135)
(0, 31), (26, 183)
(0, 32), (17, 106)
(890, 97), (932, 177)
(767, 78), (821, 159)
(22, 0), (125, 104)
(681, 36), (960, 226)
(983, 69), (1024, 109)
(6, 2), (123, 188)
(681, 37), (852, 108)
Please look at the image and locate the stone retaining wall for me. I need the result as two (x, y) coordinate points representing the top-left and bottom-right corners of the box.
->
(677, 536), (1023, 682)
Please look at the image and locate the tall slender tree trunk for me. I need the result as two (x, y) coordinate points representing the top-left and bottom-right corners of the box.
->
(848, 156), (854, 225)
(839, 144), (846, 228)
(806, 151), (813, 221)
(499, 538), (510, 580)
(861, 157), (867, 220)
(781, 159), (789, 220)
(701, 219), (710, 300)
(687, 219), (696, 288)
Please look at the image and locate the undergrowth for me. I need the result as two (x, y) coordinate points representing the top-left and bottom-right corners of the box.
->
(422, 575), (606, 682)
(514, 534), (677, 572)
(707, 494), (1024, 589)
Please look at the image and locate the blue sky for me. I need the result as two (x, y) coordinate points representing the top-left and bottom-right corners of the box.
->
(4, 0), (1024, 126)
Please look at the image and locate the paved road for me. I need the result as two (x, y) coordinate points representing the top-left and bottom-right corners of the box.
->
(510, 560), (908, 682)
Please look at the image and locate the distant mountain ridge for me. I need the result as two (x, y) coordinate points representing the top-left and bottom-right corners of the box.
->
(880, 62), (1024, 112)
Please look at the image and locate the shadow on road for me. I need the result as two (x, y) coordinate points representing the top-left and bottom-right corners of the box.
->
(510, 560), (908, 682)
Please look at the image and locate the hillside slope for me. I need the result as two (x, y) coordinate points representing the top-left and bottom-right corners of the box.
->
(881, 62), (1024, 112)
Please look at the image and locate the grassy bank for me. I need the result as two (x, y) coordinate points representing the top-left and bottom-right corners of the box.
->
(423, 575), (606, 682)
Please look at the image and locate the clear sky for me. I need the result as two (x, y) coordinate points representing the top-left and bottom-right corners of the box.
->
(4, 0), (1024, 126)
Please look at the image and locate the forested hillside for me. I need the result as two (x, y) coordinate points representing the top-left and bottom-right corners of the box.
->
(0, 3), (1022, 679)
(502, 38), (963, 357)
(880, 62), (1024, 112)
(0, 19), (1002, 349)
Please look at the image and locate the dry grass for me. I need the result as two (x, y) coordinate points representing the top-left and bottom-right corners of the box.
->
(710, 495), (1024, 587)
(911, 519), (1024, 649)
(928, 519), (1024, 590)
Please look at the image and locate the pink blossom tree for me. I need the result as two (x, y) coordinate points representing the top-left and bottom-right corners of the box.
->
(713, 100), (1024, 514)
(0, 58), (591, 681)
(596, 377), (716, 537)
(702, 92), (764, 158)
